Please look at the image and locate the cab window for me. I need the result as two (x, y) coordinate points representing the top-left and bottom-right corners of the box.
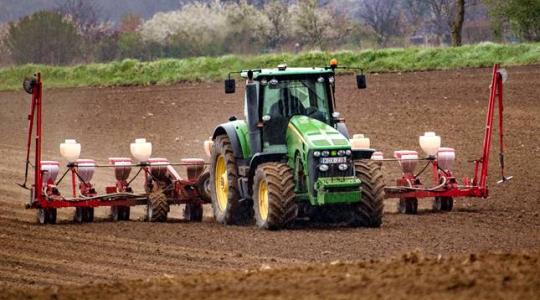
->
(261, 78), (330, 124)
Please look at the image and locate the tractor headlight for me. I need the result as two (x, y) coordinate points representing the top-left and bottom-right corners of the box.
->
(313, 151), (321, 157)
(319, 164), (329, 172)
(337, 150), (346, 156)
(338, 164), (349, 171)
(345, 150), (352, 156)
(321, 150), (330, 157)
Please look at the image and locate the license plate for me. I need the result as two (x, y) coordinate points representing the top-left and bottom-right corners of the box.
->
(320, 157), (347, 164)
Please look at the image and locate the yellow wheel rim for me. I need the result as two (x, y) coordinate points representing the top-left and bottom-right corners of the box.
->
(258, 179), (269, 221)
(214, 155), (228, 211)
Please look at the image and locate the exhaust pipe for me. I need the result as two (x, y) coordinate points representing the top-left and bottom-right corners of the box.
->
(245, 82), (261, 155)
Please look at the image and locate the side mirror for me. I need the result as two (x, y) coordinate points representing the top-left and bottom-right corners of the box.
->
(356, 74), (366, 89)
(224, 79), (236, 94)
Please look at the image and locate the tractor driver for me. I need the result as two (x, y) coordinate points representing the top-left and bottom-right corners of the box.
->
(267, 84), (327, 123)
(263, 82), (329, 145)
(269, 86), (306, 119)
(264, 86), (305, 145)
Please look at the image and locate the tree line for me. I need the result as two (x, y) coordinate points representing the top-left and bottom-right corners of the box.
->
(0, 0), (538, 66)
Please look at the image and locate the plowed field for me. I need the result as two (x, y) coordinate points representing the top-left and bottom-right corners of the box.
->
(0, 65), (538, 298)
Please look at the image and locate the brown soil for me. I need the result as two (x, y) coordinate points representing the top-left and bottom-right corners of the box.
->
(0, 65), (539, 297)
(2, 251), (539, 300)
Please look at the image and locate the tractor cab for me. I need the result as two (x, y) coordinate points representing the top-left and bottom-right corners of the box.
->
(258, 71), (334, 148)
(223, 63), (365, 154)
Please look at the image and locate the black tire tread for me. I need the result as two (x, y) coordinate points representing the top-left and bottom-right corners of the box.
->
(37, 208), (57, 224)
(253, 162), (297, 230)
(148, 188), (169, 222)
(398, 197), (418, 214)
(74, 207), (94, 223)
(111, 206), (130, 221)
(433, 196), (453, 212)
(196, 171), (211, 202)
(353, 160), (385, 227)
(184, 203), (203, 222)
(210, 135), (246, 225)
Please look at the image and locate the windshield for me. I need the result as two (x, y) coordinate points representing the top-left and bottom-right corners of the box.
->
(261, 78), (331, 124)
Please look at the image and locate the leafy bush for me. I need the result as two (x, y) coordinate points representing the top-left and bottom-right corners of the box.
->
(6, 11), (82, 65)
(484, 0), (540, 42)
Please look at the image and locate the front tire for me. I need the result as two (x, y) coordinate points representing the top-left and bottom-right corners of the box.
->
(352, 160), (385, 227)
(252, 163), (297, 230)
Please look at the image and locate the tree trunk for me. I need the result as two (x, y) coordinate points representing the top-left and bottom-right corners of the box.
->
(451, 0), (465, 47)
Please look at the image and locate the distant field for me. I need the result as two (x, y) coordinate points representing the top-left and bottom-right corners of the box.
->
(0, 42), (538, 91)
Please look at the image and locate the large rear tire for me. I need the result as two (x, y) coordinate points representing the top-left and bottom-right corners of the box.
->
(252, 162), (297, 230)
(352, 160), (385, 227)
(147, 188), (169, 222)
(210, 135), (248, 225)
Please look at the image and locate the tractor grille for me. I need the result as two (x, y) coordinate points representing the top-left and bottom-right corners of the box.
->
(316, 162), (354, 178)
(307, 150), (355, 196)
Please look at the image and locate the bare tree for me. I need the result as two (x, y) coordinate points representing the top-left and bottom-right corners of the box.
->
(424, 0), (452, 45)
(56, 0), (101, 34)
(451, 0), (465, 46)
(292, 0), (335, 50)
(402, 0), (431, 36)
(263, 0), (291, 49)
(55, 0), (114, 62)
(418, 0), (469, 46)
(119, 13), (142, 33)
(356, 0), (401, 47)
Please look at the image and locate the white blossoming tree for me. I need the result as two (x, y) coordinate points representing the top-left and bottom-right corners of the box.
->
(140, 0), (273, 56)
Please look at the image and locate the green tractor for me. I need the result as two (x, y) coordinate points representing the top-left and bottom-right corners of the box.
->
(206, 60), (384, 230)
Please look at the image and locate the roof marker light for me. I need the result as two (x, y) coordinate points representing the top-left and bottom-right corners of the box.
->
(330, 58), (338, 69)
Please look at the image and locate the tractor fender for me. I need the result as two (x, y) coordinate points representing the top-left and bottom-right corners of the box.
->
(212, 124), (244, 159)
(352, 149), (376, 160)
(247, 151), (288, 193)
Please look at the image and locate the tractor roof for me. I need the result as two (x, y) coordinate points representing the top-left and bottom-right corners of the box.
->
(241, 67), (333, 79)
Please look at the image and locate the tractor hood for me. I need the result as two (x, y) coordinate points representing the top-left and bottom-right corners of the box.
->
(287, 116), (350, 149)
